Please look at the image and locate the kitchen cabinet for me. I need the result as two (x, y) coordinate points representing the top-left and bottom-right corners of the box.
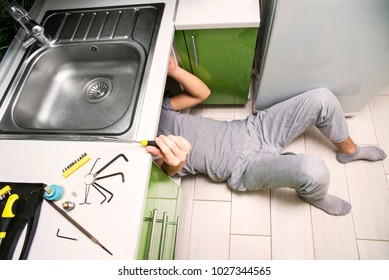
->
(175, 28), (258, 104)
(137, 162), (180, 260)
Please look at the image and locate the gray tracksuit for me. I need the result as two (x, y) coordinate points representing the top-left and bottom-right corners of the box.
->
(157, 88), (349, 201)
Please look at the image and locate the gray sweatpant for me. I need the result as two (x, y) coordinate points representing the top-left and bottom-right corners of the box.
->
(240, 88), (349, 201)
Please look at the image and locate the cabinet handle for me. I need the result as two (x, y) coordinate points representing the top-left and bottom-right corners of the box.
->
(171, 216), (180, 260)
(191, 35), (199, 67)
(143, 211), (180, 260)
(146, 209), (158, 260)
(158, 212), (168, 260)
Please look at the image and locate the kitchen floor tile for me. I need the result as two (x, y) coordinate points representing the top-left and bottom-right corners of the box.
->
(188, 200), (231, 259)
(201, 104), (235, 120)
(369, 96), (389, 173)
(175, 176), (195, 260)
(231, 190), (270, 235)
(311, 209), (359, 260)
(345, 160), (389, 240)
(346, 105), (377, 145)
(229, 235), (271, 260)
(358, 240), (389, 259)
(271, 188), (314, 260)
(194, 174), (232, 201)
(234, 98), (253, 119)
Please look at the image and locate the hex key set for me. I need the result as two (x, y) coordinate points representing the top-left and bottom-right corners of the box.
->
(81, 154), (129, 205)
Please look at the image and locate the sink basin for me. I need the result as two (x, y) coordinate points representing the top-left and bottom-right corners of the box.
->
(13, 42), (144, 132)
(0, 4), (164, 137)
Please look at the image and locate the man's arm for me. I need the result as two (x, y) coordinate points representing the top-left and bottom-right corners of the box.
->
(167, 57), (211, 111)
(146, 58), (209, 176)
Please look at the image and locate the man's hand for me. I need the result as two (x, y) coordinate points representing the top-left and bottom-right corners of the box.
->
(145, 135), (191, 176)
(167, 56), (178, 76)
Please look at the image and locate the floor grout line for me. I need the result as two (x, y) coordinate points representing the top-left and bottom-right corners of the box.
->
(230, 233), (271, 237)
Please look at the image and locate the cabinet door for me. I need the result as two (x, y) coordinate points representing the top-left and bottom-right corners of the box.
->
(175, 28), (258, 104)
(137, 163), (180, 260)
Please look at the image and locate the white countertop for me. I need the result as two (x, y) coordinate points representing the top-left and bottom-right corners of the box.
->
(1, 140), (151, 259)
(0, 0), (177, 260)
(175, 0), (260, 30)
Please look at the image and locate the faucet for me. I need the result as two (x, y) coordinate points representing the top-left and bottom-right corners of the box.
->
(4, 0), (51, 48)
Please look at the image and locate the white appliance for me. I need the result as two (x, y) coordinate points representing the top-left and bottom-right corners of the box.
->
(253, 0), (389, 115)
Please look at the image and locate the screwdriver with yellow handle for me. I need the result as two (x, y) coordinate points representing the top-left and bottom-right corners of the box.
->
(100, 137), (159, 148)
(0, 185), (19, 240)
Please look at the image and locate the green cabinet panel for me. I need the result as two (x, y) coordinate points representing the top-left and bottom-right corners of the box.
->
(175, 28), (258, 104)
(137, 163), (180, 260)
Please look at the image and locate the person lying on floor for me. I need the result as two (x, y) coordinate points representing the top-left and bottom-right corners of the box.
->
(146, 58), (386, 216)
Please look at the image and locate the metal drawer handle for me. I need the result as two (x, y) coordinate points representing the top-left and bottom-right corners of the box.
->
(170, 216), (180, 260)
(191, 35), (199, 67)
(144, 211), (181, 260)
(146, 209), (158, 260)
(158, 212), (168, 260)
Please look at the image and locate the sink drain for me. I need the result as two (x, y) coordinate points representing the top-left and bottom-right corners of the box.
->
(83, 78), (112, 103)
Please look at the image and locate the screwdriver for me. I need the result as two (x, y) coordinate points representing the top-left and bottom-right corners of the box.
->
(0, 185), (19, 241)
(136, 139), (158, 148)
(100, 137), (159, 148)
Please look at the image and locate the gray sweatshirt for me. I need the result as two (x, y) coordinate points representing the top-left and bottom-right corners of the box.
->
(157, 98), (249, 187)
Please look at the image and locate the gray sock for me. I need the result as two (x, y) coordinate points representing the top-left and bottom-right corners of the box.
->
(301, 194), (352, 216)
(336, 146), (386, 164)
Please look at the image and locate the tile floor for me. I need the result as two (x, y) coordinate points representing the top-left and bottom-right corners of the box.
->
(174, 86), (389, 260)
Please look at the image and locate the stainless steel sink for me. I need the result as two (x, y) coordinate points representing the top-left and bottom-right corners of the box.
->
(0, 4), (164, 137)
(12, 42), (143, 132)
